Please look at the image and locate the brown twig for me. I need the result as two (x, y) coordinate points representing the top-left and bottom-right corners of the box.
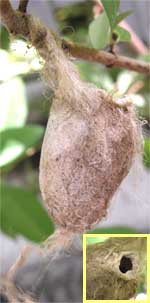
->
(64, 41), (150, 75)
(0, 0), (150, 75)
(18, 0), (29, 13)
(0, 0), (29, 36)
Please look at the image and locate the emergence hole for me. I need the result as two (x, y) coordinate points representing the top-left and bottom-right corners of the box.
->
(119, 256), (133, 273)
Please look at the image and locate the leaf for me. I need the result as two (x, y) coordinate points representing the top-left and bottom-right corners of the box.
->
(0, 184), (54, 242)
(116, 10), (133, 25)
(0, 26), (10, 50)
(114, 25), (131, 42)
(143, 138), (150, 168)
(0, 125), (44, 171)
(87, 226), (137, 234)
(89, 12), (110, 49)
(101, 0), (120, 30)
(0, 77), (28, 131)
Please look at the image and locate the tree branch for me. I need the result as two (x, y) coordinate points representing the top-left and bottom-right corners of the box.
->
(64, 40), (150, 74)
(0, 0), (149, 75)
(0, 0), (29, 36)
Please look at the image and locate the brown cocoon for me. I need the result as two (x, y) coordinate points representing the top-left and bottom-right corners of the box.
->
(40, 91), (140, 233)
(25, 16), (141, 234)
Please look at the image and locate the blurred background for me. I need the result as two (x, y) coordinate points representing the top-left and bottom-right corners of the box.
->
(0, 0), (150, 302)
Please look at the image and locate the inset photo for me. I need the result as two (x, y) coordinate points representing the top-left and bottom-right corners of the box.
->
(83, 235), (148, 302)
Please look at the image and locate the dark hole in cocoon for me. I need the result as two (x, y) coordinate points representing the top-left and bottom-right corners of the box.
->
(119, 256), (133, 273)
(0, 293), (9, 302)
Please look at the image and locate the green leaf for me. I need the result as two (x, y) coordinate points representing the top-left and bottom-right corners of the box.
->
(0, 26), (10, 50)
(87, 226), (137, 234)
(143, 138), (150, 168)
(0, 125), (44, 171)
(0, 184), (54, 242)
(114, 25), (131, 42)
(116, 10), (133, 25)
(89, 12), (110, 49)
(101, 0), (120, 30)
(0, 77), (28, 131)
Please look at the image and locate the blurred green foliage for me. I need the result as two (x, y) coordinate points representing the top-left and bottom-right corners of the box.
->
(89, 4), (132, 50)
(55, 0), (92, 45)
(0, 125), (44, 172)
(143, 138), (150, 168)
(101, 0), (120, 30)
(1, 184), (54, 242)
(0, 26), (10, 50)
(114, 25), (131, 43)
(0, 77), (27, 130)
(0, 27), (53, 242)
(103, 0), (132, 42)
(89, 12), (110, 49)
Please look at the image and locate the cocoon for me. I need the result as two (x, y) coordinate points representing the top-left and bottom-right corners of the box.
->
(38, 36), (140, 234)
(25, 16), (141, 239)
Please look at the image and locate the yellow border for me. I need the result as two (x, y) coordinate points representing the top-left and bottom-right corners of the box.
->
(83, 234), (150, 303)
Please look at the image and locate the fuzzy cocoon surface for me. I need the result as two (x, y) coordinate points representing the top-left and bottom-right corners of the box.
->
(40, 93), (140, 233)
(26, 16), (141, 233)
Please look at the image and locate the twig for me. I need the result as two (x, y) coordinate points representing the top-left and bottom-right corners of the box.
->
(0, 0), (29, 36)
(18, 0), (29, 13)
(0, 0), (150, 75)
(64, 40), (150, 75)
